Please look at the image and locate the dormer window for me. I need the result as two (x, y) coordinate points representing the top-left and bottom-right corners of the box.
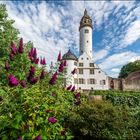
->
(85, 29), (89, 33)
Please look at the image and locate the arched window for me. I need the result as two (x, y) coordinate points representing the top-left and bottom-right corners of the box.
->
(85, 29), (89, 33)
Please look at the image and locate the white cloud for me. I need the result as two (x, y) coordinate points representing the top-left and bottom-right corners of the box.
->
(99, 51), (140, 70)
(122, 20), (140, 47)
(94, 49), (109, 61)
(111, 68), (120, 73)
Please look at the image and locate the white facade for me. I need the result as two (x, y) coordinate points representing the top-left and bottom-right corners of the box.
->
(63, 10), (109, 91)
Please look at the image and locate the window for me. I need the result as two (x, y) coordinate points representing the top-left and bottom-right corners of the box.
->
(85, 29), (89, 33)
(78, 68), (83, 74)
(74, 78), (78, 84)
(89, 79), (95, 84)
(79, 78), (85, 84)
(87, 40), (88, 43)
(79, 63), (83, 67)
(89, 63), (94, 67)
(87, 58), (89, 60)
(81, 58), (83, 60)
(98, 71), (101, 73)
(79, 87), (81, 90)
(100, 80), (106, 85)
(90, 69), (94, 74)
(74, 62), (77, 66)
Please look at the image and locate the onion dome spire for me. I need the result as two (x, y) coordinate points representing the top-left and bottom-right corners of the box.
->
(79, 9), (92, 31)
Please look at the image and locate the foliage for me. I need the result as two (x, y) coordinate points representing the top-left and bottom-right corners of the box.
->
(119, 60), (140, 78)
(91, 90), (140, 107)
(0, 4), (77, 139)
(67, 100), (140, 140)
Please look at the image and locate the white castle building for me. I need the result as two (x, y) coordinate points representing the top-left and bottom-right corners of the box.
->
(62, 9), (109, 90)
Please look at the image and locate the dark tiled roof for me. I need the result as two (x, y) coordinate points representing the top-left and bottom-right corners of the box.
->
(62, 49), (77, 61)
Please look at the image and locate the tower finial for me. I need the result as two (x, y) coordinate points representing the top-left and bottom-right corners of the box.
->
(84, 9), (87, 15)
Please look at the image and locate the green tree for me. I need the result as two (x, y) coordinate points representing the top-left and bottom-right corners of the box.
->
(0, 4), (19, 61)
(119, 60), (140, 78)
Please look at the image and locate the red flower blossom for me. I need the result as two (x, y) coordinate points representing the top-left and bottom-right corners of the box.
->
(71, 68), (76, 75)
(29, 47), (37, 63)
(58, 62), (64, 73)
(49, 72), (58, 85)
(57, 51), (61, 61)
(66, 85), (72, 90)
(11, 41), (17, 55)
(48, 117), (57, 124)
(63, 60), (67, 66)
(27, 66), (36, 82)
(18, 137), (22, 140)
(42, 57), (46, 65)
(5, 62), (10, 70)
(34, 135), (41, 140)
(21, 80), (26, 88)
(71, 85), (75, 92)
(40, 69), (45, 79)
(35, 58), (39, 64)
(18, 38), (24, 53)
(30, 77), (38, 85)
(8, 74), (19, 87)
(75, 92), (80, 98)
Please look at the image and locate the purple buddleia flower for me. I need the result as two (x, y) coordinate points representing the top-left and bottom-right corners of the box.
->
(21, 80), (26, 88)
(8, 74), (19, 87)
(42, 57), (46, 65)
(35, 58), (39, 64)
(66, 85), (72, 90)
(30, 77), (38, 85)
(71, 68), (76, 75)
(9, 53), (14, 61)
(63, 60), (67, 66)
(75, 92), (80, 98)
(11, 41), (17, 55)
(5, 62), (10, 70)
(17, 137), (22, 140)
(71, 85), (75, 92)
(40, 57), (43, 65)
(34, 135), (41, 140)
(40, 69), (45, 79)
(33, 48), (37, 61)
(49, 72), (58, 85)
(58, 62), (64, 73)
(61, 130), (66, 136)
(27, 66), (35, 82)
(57, 51), (61, 61)
(18, 38), (24, 53)
(29, 48), (37, 63)
(48, 117), (57, 124)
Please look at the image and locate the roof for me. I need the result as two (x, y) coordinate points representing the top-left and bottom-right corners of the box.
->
(62, 49), (78, 61)
(79, 9), (92, 31)
(126, 70), (140, 80)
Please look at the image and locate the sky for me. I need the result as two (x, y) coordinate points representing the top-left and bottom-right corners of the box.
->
(1, 0), (140, 78)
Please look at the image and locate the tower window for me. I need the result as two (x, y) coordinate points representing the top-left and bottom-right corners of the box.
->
(85, 29), (89, 33)
(87, 40), (88, 43)
(88, 79), (95, 84)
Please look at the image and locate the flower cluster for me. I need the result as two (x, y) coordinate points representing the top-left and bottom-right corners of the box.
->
(8, 74), (19, 87)
(9, 38), (24, 60)
(29, 47), (38, 63)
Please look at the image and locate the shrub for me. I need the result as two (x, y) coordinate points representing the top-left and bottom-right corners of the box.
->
(67, 100), (140, 140)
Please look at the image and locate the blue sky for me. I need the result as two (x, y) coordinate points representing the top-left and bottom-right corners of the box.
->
(2, 0), (140, 77)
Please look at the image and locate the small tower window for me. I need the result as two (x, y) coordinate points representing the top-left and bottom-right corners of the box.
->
(85, 29), (89, 33)
(87, 40), (88, 43)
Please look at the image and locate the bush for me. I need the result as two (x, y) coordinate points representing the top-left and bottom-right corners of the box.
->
(67, 100), (140, 140)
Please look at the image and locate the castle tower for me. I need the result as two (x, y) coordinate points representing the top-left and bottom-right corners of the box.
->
(79, 9), (93, 58)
